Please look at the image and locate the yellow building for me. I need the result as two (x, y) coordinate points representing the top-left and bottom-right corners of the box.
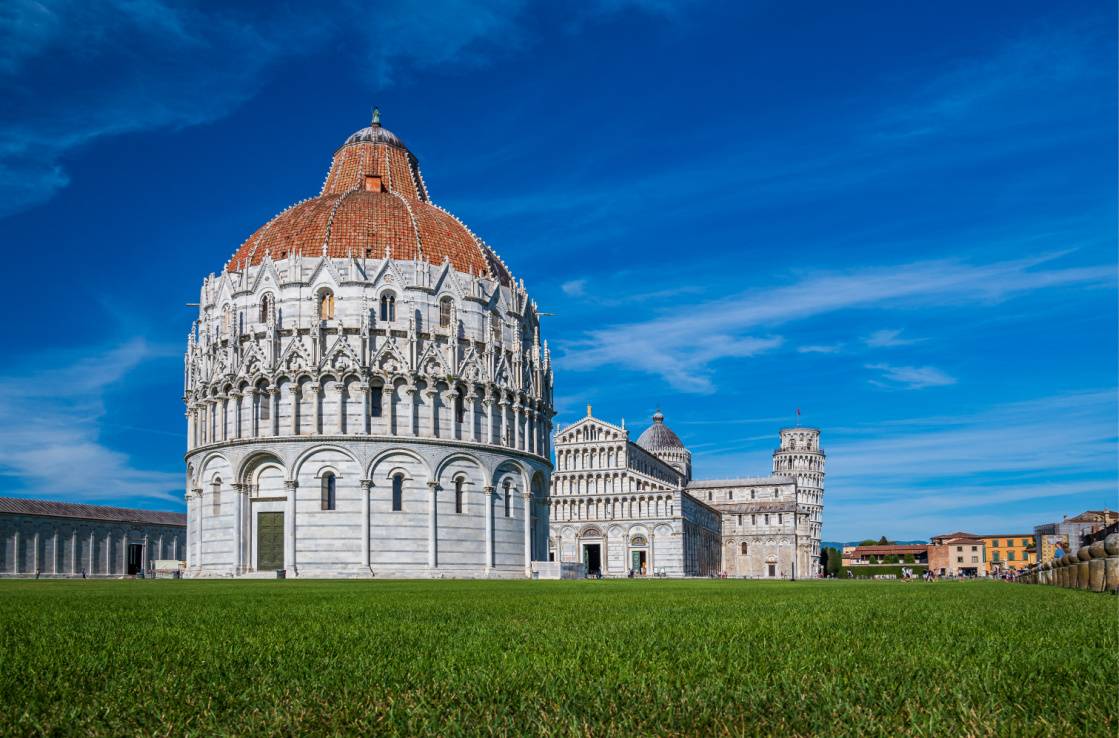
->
(982, 535), (1035, 574)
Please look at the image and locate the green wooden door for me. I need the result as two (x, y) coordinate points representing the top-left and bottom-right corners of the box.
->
(257, 512), (284, 570)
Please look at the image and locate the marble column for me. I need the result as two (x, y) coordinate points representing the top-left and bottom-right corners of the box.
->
(498, 399), (509, 447)
(231, 390), (243, 439)
(309, 383), (321, 435)
(522, 491), (533, 574)
(483, 397), (494, 445)
(269, 388), (280, 437)
(428, 481), (438, 569)
(193, 488), (203, 570)
(382, 386), (395, 435)
(120, 531), (129, 575)
(425, 389), (438, 438)
(52, 530), (58, 575)
(284, 480), (298, 574)
(527, 409), (536, 455)
(466, 389), (479, 442)
(333, 385), (346, 434)
(231, 483), (245, 574)
(70, 530), (77, 575)
(290, 386), (302, 435)
(360, 479), (372, 570)
(483, 485), (495, 573)
(359, 383), (371, 434)
(405, 386), (417, 436)
(219, 395), (229, 441)
(513, 403), (524, 451)
(186, 409), (195, 451)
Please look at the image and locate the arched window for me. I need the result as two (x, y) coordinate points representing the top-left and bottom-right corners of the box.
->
(391, 473), (403, 511)
(751, 489), (756, 500)
(321, 472), (336, 511)
(211, 478), (221, 515)
(221, 305), (232, 336)
(319, 290), (335, 320)
(370, 386), (383, 417)
(259, 389), (270, 421)
(454, 477), (464, 514)
(439, 296), (453, 328)
(740, 542), (748, 555)
(503, 480), (512, 517)
(260, 293), (275, 323)
(380, 292), (396, 322)
(454, 392), (464, 425)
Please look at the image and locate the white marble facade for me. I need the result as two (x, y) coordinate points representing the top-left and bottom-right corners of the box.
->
(184, 115), (554, 578)
(550, 410), (824, 578)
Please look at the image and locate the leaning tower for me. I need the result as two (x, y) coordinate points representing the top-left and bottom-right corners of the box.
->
(772, 427), (825, 572)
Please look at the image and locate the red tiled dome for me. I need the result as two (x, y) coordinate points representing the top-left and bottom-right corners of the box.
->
(228, 116), (511, 284)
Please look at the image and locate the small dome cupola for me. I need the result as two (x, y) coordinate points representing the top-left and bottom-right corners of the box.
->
(637, 410), (685, 452)
(341, 107), (409, 151)
(636, 410), (692, 482)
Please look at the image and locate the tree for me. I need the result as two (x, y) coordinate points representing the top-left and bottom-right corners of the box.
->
(878, 535), (890, 545)
(826, 547), (842, 577)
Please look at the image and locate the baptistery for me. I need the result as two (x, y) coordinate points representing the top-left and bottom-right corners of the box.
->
(183, 111), (554, 578)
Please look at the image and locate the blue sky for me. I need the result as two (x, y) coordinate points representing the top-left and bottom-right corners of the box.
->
(0, 0), (1114, 541)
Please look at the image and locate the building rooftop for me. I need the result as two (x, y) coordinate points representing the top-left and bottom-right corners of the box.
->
(226, 111), (512, 285)
(688, 476), (796, 489)
(848, 544), (929, 556)
(0, 497), (185, 527)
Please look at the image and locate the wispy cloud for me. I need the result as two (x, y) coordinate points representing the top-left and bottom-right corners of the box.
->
(559, 252), (1113, 392)
(866, 363), (955, 390)
(874, 22), (1109, 141)
(863, 328), (920, 348)
(0, 339), (182, 503)
(820, 390), (1118, 539)
(561, 279), (587, 297)
(798, 344), (843, 354)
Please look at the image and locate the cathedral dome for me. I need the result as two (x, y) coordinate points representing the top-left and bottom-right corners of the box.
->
(226, 110), (511, 285)
(636, 411), (687, 453)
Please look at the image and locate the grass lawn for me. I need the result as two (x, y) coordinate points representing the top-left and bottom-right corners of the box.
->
(0, 579), (1113, 736)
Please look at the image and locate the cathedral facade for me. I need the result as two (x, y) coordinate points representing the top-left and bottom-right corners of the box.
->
(183, 113), (554, 578)
(549, 410), (824, 578)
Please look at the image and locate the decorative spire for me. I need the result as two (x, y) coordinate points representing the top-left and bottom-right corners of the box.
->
(586, 403), (593, 417)
(372, 106), (381, 127)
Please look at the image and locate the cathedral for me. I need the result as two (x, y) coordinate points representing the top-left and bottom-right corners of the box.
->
(183, 112), (554, 577)
(549, 409), (824, 578)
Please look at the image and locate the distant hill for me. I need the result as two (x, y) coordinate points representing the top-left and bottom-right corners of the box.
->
(822, 540), (928, 550)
